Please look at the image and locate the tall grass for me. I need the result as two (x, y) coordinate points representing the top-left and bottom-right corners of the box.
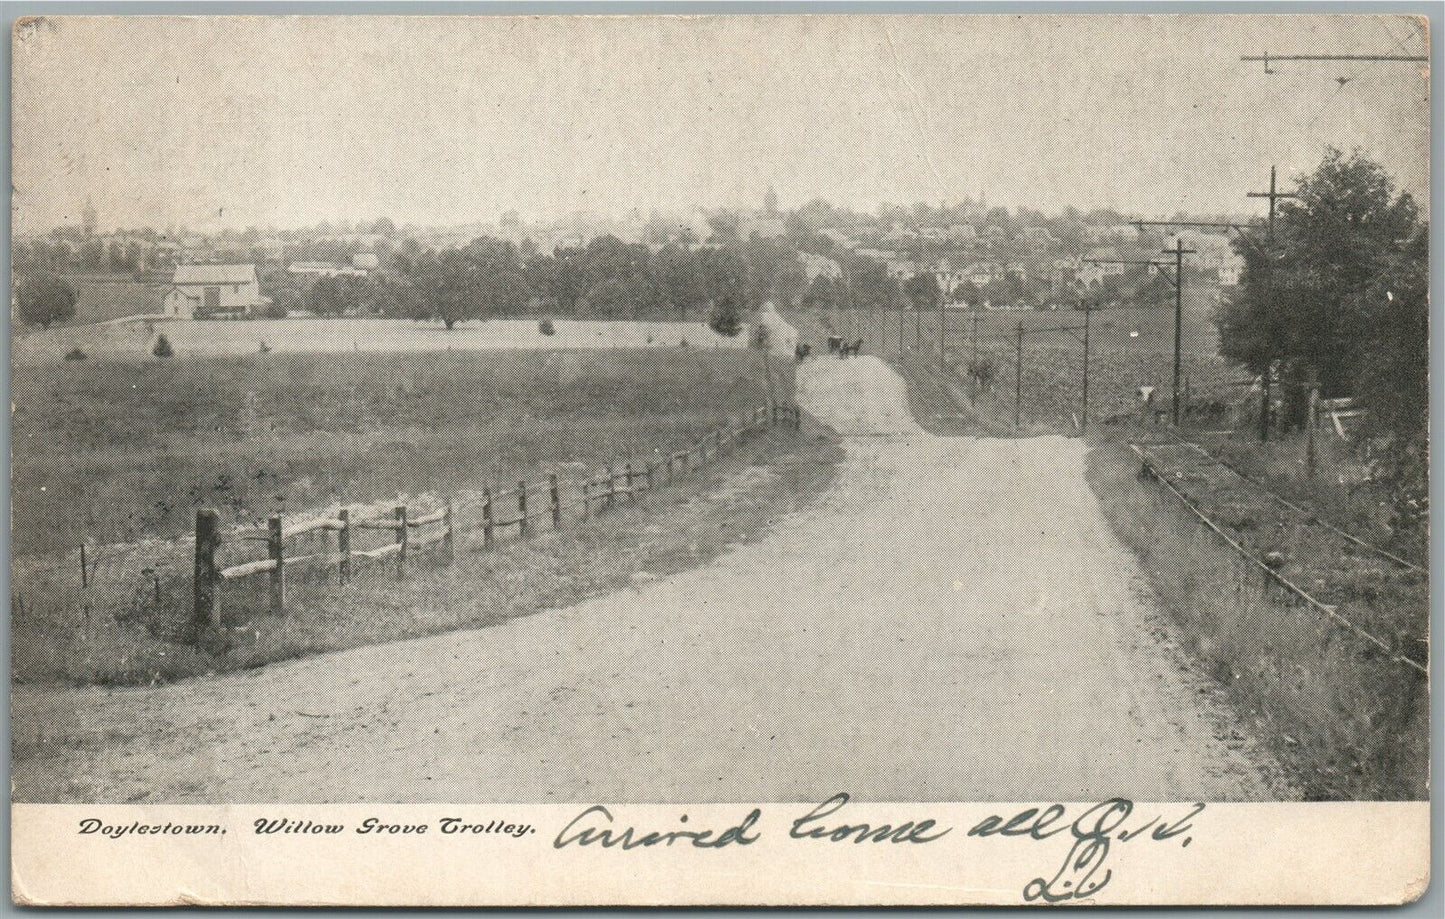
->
(11, 346), (815, 686)
(1086, 442), (1428, 800)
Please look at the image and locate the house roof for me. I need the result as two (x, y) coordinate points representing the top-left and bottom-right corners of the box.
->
(173, 264), (256, 285)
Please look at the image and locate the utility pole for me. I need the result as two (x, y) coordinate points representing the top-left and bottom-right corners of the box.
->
(971, 310), (979, 363)
(1014, 319), (1024, 430)
(938, 303), (947, 372)
(1164, 237), (1196, 426)
(1081, 301), (1092, 432)
(1247, 165), (1298, 237)
(1247, 165), (1298, 442)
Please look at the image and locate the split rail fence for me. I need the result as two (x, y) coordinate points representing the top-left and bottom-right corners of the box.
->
(193, 402), (802, 631)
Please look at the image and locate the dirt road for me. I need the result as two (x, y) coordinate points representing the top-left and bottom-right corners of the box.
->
(13, 356), (1290, 802)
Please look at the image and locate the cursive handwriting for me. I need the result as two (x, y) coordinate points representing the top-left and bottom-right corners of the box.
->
(790, 793), (950, 844)
(970, 799), (1205, 903)
(554, 805), (760, 850)
(551, 796), (1204, 903)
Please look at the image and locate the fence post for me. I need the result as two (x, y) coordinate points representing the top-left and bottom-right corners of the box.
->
(625, 463), (635, 501)
(194, 509), (221, 630)
(394, 505), (408, 578)
(267, 514), (285, 616)
(582, 481), (591, 520)
(549, 474), (562, 530)
(1306, 384), (1319, 480)
(644, 461), (655, 491)
(793, 404), (802, 431)
(606, 464), (616, 509)
(482, 487), (495, 549)
(517, 481), (529, 537)
(771, 403), (779, 426)
(337, 508), (351, 585)
(666, 455), (674, 486)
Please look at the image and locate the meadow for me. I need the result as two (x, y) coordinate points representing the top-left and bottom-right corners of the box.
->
(11, 346), (827, 685)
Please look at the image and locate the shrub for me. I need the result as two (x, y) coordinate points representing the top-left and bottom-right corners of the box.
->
(152, 334), (174, 358)
(708, 296), (743, 337)
(966, 355), (996, 389)
(63, 347), (88, 361)
(538, 318), (556, 336)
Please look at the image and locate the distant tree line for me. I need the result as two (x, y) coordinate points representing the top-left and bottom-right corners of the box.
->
(303, 234), (814, 334)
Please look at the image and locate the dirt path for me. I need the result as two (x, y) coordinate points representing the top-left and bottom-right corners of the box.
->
(13, 356), (1291, 803)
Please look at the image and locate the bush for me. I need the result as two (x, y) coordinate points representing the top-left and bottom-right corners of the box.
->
(63, 347), (88, 361)
(966, 355), (996, 389)
(152, 334), (174, 358)
(708, 296), (743, 337)
(538, 318), (555, 336)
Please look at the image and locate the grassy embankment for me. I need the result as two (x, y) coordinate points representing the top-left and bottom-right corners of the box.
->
(791, 303), (1427, 798)
(1086, 439), (1427, 800)
(12, 347), (842, 686)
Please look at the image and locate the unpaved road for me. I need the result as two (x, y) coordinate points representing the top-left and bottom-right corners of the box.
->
(13, 356), (1289, 802)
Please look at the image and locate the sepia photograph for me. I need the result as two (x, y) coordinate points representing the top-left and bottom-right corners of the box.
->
(7, 9), (1433, 906)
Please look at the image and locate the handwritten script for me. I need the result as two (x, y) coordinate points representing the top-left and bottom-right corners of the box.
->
(555, 794), (1205, 902)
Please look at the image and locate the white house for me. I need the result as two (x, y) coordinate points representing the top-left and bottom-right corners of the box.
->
(162, 264), (267, 318)
(352, 252), (380, 271)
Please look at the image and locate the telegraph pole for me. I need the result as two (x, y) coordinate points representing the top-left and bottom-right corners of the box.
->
(1247, 165), (1298, 441)
(1080, 301), (1092, 432)
(971, 310), (979, 362)
(1014, 320), (1024, 430)
(1164, 237), (1196, 426)
(938, 302), (947, 372)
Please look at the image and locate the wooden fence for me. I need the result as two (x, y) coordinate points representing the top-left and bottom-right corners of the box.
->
(194, 402), (802, 631)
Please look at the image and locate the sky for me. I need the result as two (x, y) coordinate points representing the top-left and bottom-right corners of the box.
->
(11, 14), (1431, 234)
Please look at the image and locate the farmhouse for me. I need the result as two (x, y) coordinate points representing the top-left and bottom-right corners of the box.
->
(161, 264), (268, 318)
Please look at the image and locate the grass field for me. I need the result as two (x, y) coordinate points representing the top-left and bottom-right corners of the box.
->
(790, 303), (1238, 436)
(11, 346), (827, 685)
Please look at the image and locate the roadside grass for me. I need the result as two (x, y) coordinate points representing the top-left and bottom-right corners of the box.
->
(12, 419), (841, 687)
(12, 348), (793, 556)
(1194, 428), (1425, 565)
(1085, 440), (1428, 800)
(12, 346), (822, 686)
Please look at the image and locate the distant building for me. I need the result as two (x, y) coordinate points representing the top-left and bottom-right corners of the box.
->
(352, 252), (380, 271)
(289, 261), (367, 278)
(798, 252), (842, 281)
(162, 264), (267, 318)
(81, 197), (98, 237)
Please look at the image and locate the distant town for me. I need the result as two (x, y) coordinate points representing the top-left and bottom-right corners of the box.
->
(12, 187), (1249, 331)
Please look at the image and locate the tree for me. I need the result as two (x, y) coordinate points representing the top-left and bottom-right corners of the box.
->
(399, 237), (530, 328)
(1219, 148), (1418, 404)
(15, 274), (77, 328)
(903, 272), (942, 312)
(307, 276), (352, 316)
(1355, 227), (1428, 530)
(708, 295), (743, 337)
(801, 275), (840, 311)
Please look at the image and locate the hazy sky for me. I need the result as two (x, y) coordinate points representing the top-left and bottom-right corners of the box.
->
(11, 14), (1431, 234)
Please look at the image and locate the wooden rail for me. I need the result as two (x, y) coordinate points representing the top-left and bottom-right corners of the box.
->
(194, 401), (802, 634)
